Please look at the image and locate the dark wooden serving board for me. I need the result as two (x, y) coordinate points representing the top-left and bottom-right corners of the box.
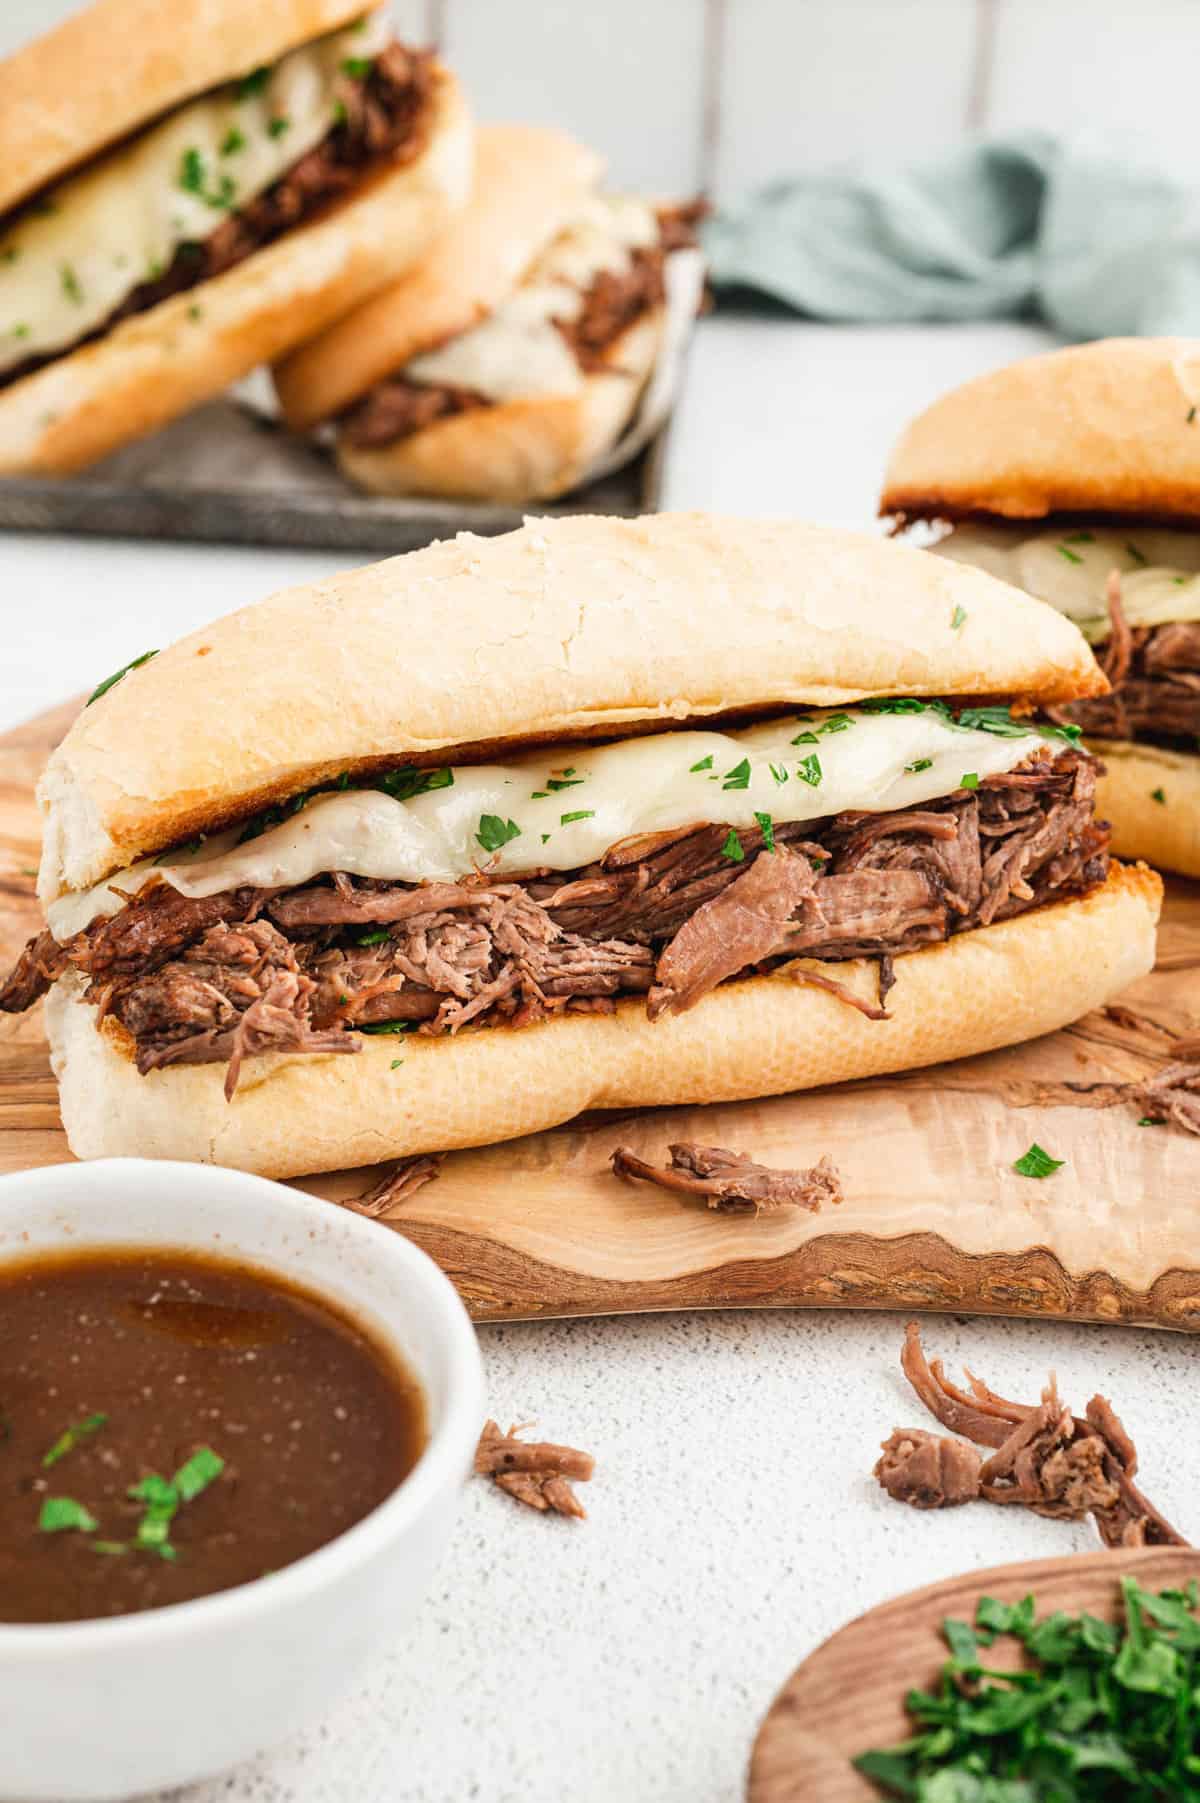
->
(2, 702), (1200, 1327)
(748, 1547), (1200, 1801)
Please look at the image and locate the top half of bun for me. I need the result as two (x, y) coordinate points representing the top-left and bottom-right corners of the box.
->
(0, 0), (383, 220)
(881, 338), (1200, 527)
(272, 123), (605, 429)
(37, 513), (1107, 903)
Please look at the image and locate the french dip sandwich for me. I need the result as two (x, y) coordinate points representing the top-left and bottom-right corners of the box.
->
(0, 0), (471, 475)
(882, 337), (1200, 878)
(272, 123), (701, 503)
(1, 514), (1160, 1178)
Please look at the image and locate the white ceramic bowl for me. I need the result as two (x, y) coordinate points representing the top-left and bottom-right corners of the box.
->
(0, 1158), (486, 1802)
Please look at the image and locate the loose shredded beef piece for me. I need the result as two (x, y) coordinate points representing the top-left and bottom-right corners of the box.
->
(611, 1142), (842, 1215)
(0, 747), (1109, 1095)
(350, 1153), (444, 1217)
(874, 1429), (983, 1509)
(474, 1420), (594, 1520)
(1, 46), (436, 394)
(1049, 571), (1200, 749)
(879, 1323), (1189, 1549)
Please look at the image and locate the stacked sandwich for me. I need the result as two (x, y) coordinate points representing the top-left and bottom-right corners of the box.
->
(883, 337), (1200, 880)
(0, 515), (1159, 1177)
(0, 0), (471, 473)
(273, 123), (703, 503)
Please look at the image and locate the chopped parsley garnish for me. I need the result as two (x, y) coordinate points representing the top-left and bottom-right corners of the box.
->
(960, 771), (980, 790)
(1139, 1115), (1164, 1126)
(179, 148), (237, 209)
(719, 829), (745, 863)
(220, 126), (246, 156)
(39, 1497), (98, 1534)
(820, 713), (853, 734)
(546, 775), (584, 791)
(560, 810), (594, 825)
(341, 55), (374, 78)
(1152, 786), (1167, 803)
(859, 697), (931, 714)
(267, 115), (291, 138)
(1173, 574), (1188, 585)
(233, 65), (271, 100)
(791, 730), (819, 745)
(905, 757), (933, 774)
(1063, 530), (1095, 544)
(60, 263), (84, 305)
(188, 303), (203, 322)
(86, 649), (158, 706)
(856, 1579), (1200, 1800)
(332, 98), (349, 127)
(375, 765), (453, 802)
(722, 757), (752, 790)
(768, 762), (789, 784)
(174, 1446), (225, 1503)
(1189, 406), (1197, 424)
(1126, 540), (1147, 564)
(11, 323), (29, 339)
(1, 246), (18, 263)
(127, 1448), (224, 1558)
(1013, 1140), (1064, 1179)
(689, 754), (714, 772)
(796, 753), (823, 787)
(476, 814), (521, 852)
(1057, 542), (1084, 565)
(43, 1413), (107, 1468)
(390, 1058), (404, 1069)
(357, 1020), (417, 1035)
(753, 811), (776, 851)
(950, 604), (967, 630)
(356, 928), (391, 946)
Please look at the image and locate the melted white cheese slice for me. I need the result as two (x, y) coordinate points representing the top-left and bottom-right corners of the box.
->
(403, 193), (661, 402)
(46, 708), (1049, 942)
(0, 12), (389, 374)
(934, 523), (1200, 643)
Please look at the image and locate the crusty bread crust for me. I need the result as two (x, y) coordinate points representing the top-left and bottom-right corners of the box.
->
(274, 123), (604, 429)
(45, 863), (1162, 1177)
(1092, 741), (1200, 878)
(37, 514), (1108, 901)
(0, 70), (472, 479)
(881, 339), (1200, 525)
(0, 0), (379, 219)
(334, 306), (663, 503)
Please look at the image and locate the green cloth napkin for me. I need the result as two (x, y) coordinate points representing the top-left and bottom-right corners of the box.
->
(703, 133), (1200, 338)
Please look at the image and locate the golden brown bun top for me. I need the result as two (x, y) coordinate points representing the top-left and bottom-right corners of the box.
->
(38, 512), (1106, 899)
(273, 122), (604, 428)
(0, 0), (379, 218)
(881, 338), (1200, 526)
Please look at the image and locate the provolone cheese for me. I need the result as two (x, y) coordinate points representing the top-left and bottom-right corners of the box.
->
(46, 707), (1049, 941)
(935, 523), (1200, 643)
(0, 11), (388, 374)
(403, 193), (660, 402)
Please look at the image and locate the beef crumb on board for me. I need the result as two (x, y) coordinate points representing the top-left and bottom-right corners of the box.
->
(348, 1152), (444, 1217)
(475, 1420), (595, 1520)
(611, 1142), (842, 1215)
(874, 1323), (1188, 1550)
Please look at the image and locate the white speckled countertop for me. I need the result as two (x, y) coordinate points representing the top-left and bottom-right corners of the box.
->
(3, 319), (1197, 1802)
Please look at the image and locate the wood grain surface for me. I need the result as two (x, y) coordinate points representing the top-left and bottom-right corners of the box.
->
(2, 702), (1199, 1328)
(747, 1545), (1200, 1802)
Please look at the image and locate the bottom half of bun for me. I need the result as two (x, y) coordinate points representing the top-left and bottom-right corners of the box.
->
(1093, 741), (1200, 880)
(0, 73), (471, 477)
(46, 863), (1161, 1179)
(334, 307), (665, 505)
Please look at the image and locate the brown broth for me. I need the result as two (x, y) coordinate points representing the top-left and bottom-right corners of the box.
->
(0, 1246), (426, 1624)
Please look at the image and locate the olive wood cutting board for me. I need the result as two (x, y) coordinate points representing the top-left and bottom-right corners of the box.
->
(747, 1545), (1200, 1801)
(2, 702), (1199, 1327)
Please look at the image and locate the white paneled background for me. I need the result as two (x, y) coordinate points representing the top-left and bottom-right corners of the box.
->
(1, 0), (1197, 203)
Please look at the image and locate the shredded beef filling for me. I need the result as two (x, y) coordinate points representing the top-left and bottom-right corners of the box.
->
(339, 201), (704, 451)
(1048, 577), (1200, 750)
(0, 45), (435, 394)
(0, 748), (1107, 1091)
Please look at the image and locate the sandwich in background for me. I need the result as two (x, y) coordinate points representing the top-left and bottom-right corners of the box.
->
(882, 337), (1200, 879)
(0, 0), (472, 476)
(0, 513), (1159, 1178)
(272, 124), (704, 504)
